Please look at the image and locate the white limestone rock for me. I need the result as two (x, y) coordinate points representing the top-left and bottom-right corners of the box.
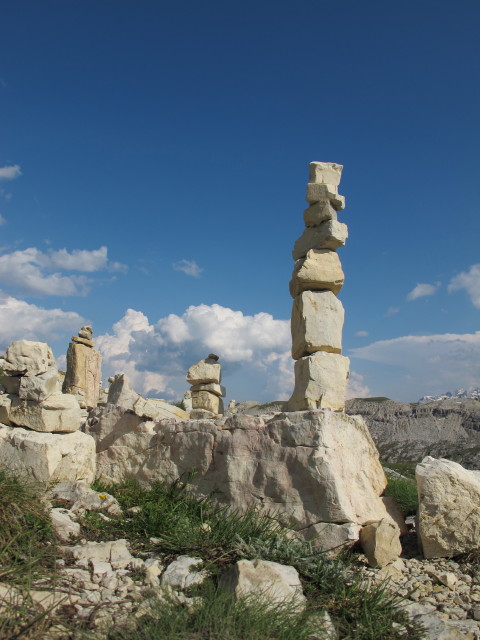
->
(287, 352), (350, 412)
(107, 373), (138, 410)
(290, 249), (344, 298)
(291, 290), (344, 360)
(0, 425), (96, 484)
(416, 457), (480, 558)
(161, 556), (208, 590)
(306, 183), (345, 210)
(63, 341), (102, 409)
(1, 340), (53, 377)
(106, 374), (188, 420)
(18, 365), (60, 402)
(191, 390), (224, 415)
(190, 383), (226, 397)
(301, 521), (361, 552)
(186, 357), (222, 385)
(0, 395), (12, 425)
(219, 559), (306, 610)
(9, 392), (83, 432)
(50, 481), (123, 517)
(359, 518), (402, 568)
(50, 508), (81, 542)
(308, 162), (343, 186)
(61, 539), (133, 570)
(304, 200), (337, 227)
(293, 221), (348, 260)
(92, 408), (389, 529)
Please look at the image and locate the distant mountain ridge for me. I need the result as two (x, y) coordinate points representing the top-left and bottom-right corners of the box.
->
(418, 388), (480, 403)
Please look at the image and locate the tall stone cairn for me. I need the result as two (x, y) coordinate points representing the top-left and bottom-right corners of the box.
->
(63, 326), (102, 410)
(287, 162), (350, 412)
(186, 354), (225, 418)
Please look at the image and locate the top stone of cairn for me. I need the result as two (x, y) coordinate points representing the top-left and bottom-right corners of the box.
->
(308, 162), (343, 187)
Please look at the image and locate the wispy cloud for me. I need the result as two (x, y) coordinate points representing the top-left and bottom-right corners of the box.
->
(355, 330), (369, 337)
(0, 165), (22, 181)
(347, 371), (370, 399)
(385, 306), (400, 316)
(172, 259), (203, 278)
(448, 264), (480, 309)
(0, 246), (127, 297)
(0, 215), (5, 226)
(406, 282), (440, 301)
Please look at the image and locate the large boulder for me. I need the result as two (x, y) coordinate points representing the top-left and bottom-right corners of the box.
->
(8, 392), (83, 432)
(0, 340), (54, 377)
(0, 425), (96, 484)
(291, 290), (344, 359)
(90, 409), (390, 532)
(417, 456), (480, 558)
(18, 365), (60, 402)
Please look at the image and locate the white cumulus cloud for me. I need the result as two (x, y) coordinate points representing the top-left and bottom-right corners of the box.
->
(355, 330), (369, 337)
(448, 264), (480, 309)
(351, 331), (480, 400)
(346, 371), (370, 399)
(406, 282), (440, 301)
(0, 246), (126, 297)
(172, 259), (203, 278)
(0, 165), (22, 180)
(96, 304), (291, 401)
(0, 291), (83, 349)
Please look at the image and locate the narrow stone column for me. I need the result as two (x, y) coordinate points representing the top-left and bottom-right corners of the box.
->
(63, 326), (102, 409)
(287, 162), (350, 412)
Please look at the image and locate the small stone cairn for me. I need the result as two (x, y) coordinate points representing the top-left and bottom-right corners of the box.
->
(186, 354), (225, 418)
(63, 325), (102, 409)
(287, 162), (350, 411)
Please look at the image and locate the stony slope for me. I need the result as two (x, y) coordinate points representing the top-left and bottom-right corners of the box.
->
(345, 398), (480, 467)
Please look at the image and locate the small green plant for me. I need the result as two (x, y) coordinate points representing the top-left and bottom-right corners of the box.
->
(384, 475), (418, 516)
(173, 400), (186, 411)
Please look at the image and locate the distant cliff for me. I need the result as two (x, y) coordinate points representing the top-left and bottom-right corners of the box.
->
(346, 397), (480, 468)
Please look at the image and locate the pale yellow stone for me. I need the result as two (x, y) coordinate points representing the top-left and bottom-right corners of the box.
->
(360, 518), (402, 568)
(293, 221), (348, 260)
(190, 382), (226, 397)
(306, 183), (345, 210)
(9, 393), (83, 432)
(289, 249), (344, 298)
(186, 358), (221, 385)
(308, 162), (343, 186)
(63, 342), (102, 409)
(191, 390), (224, 414)
(291, 291), (344, 360)
(304, 201), (337, 227)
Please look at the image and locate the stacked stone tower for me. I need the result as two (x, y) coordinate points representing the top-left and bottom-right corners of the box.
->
(186, 354), (225, 418)
(287, 162), (350, 412)
(63, 326), (102, 410)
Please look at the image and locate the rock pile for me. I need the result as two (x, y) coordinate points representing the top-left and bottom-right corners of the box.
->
(63, 325), (102, 409)
(186, 354), (225, 418)
(287, 162), (349, 412)
(0, 339), (96, 483)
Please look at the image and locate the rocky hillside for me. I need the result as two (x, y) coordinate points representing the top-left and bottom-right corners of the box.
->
(346, 397), (480, 468)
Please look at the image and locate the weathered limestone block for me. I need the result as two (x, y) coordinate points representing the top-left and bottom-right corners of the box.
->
(308, 161), (343, 186)
(186, 357), (221, 385)
(161, 556), (208, 589)
(301, 522), (361, 552)
(191, 391), (224, 414)
(18, 365), (60, 402)
(381, 496), (408, 536)
(291, 290), (344, 360)
(92, 408), (389, 529)
(9, 392), (83, 433)
(60, 539), (133, 570)
(219, 559), (306, 610)
(0, 425), (96, 484)
(304, 201), (337, 227)
(190, 383), (226, 397)
(50, 508), (81, 542)
(1, 340), (53, 377)
(290, 249), (344, 298)
(0, 394), (12, 425)
(293, 221), (348, 260)
(63, 342), (102, 409)
(417, 457), (480, 558)
(71, 336), (94, 348)
(135, 397), (189, 421)
(0, 375), (21, 395)
(360, 518), (402, 568)
(107, 373), (138, 410)
(287, 352), (350, 412)
(306, 183), (345, 210)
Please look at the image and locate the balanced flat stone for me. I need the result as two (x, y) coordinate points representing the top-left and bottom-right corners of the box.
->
(186, 357), (222, 385)
(291, 290), (344, 360)
(293, 220), (348, 260)
(289, 249), (344, 298)
(308, 162), (343, 186)
(306, 183), (345, 210)
(304, 201), (337, 227)
(191, 390), (224, 415)
(190, 382), (226, 397)
(287, 352), (350, 412)
(9, 392), (83, 433)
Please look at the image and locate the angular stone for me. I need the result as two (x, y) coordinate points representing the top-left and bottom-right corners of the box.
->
(9, 392), (83, 432)
(72, 336), (95, 348)
(107, 373), (139, 410)
(304, 201), (337, 227)
(381, 496), (408, 536)
(290, 249), (344, 298)
(61, 539), (133, 570)
(63, 342), (102, 409)
(50, 481), (122, 517)
(190, 383), (226, 397)
(92, 408), (389, 529)
(0, 394), (12, 425)
(291, 290), (344, 360)
(0, 425), (96, 484)
(417, 456), (480, 558)
(293, 221), (348, 260)
(0, 375), (21, 395)
(50, 508), (81, 542)
(219, 559), (306, 610)
(306, 183), (345, 210)
(18, 365), (60, 402)
(186, 357), (221, 385)
(308, 162), (343, 186)
(301, 521), (361, 552)
(287, 352), (350, 412)
(161, 556), (208, 590)
(191, 390), (224, 414)
(1, 340), (53, 377)
(135, 397), (189, 421)
(359, 518), (402, 568)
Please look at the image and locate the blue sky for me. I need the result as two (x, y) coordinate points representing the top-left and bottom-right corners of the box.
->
(1, 0), (479, 403)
